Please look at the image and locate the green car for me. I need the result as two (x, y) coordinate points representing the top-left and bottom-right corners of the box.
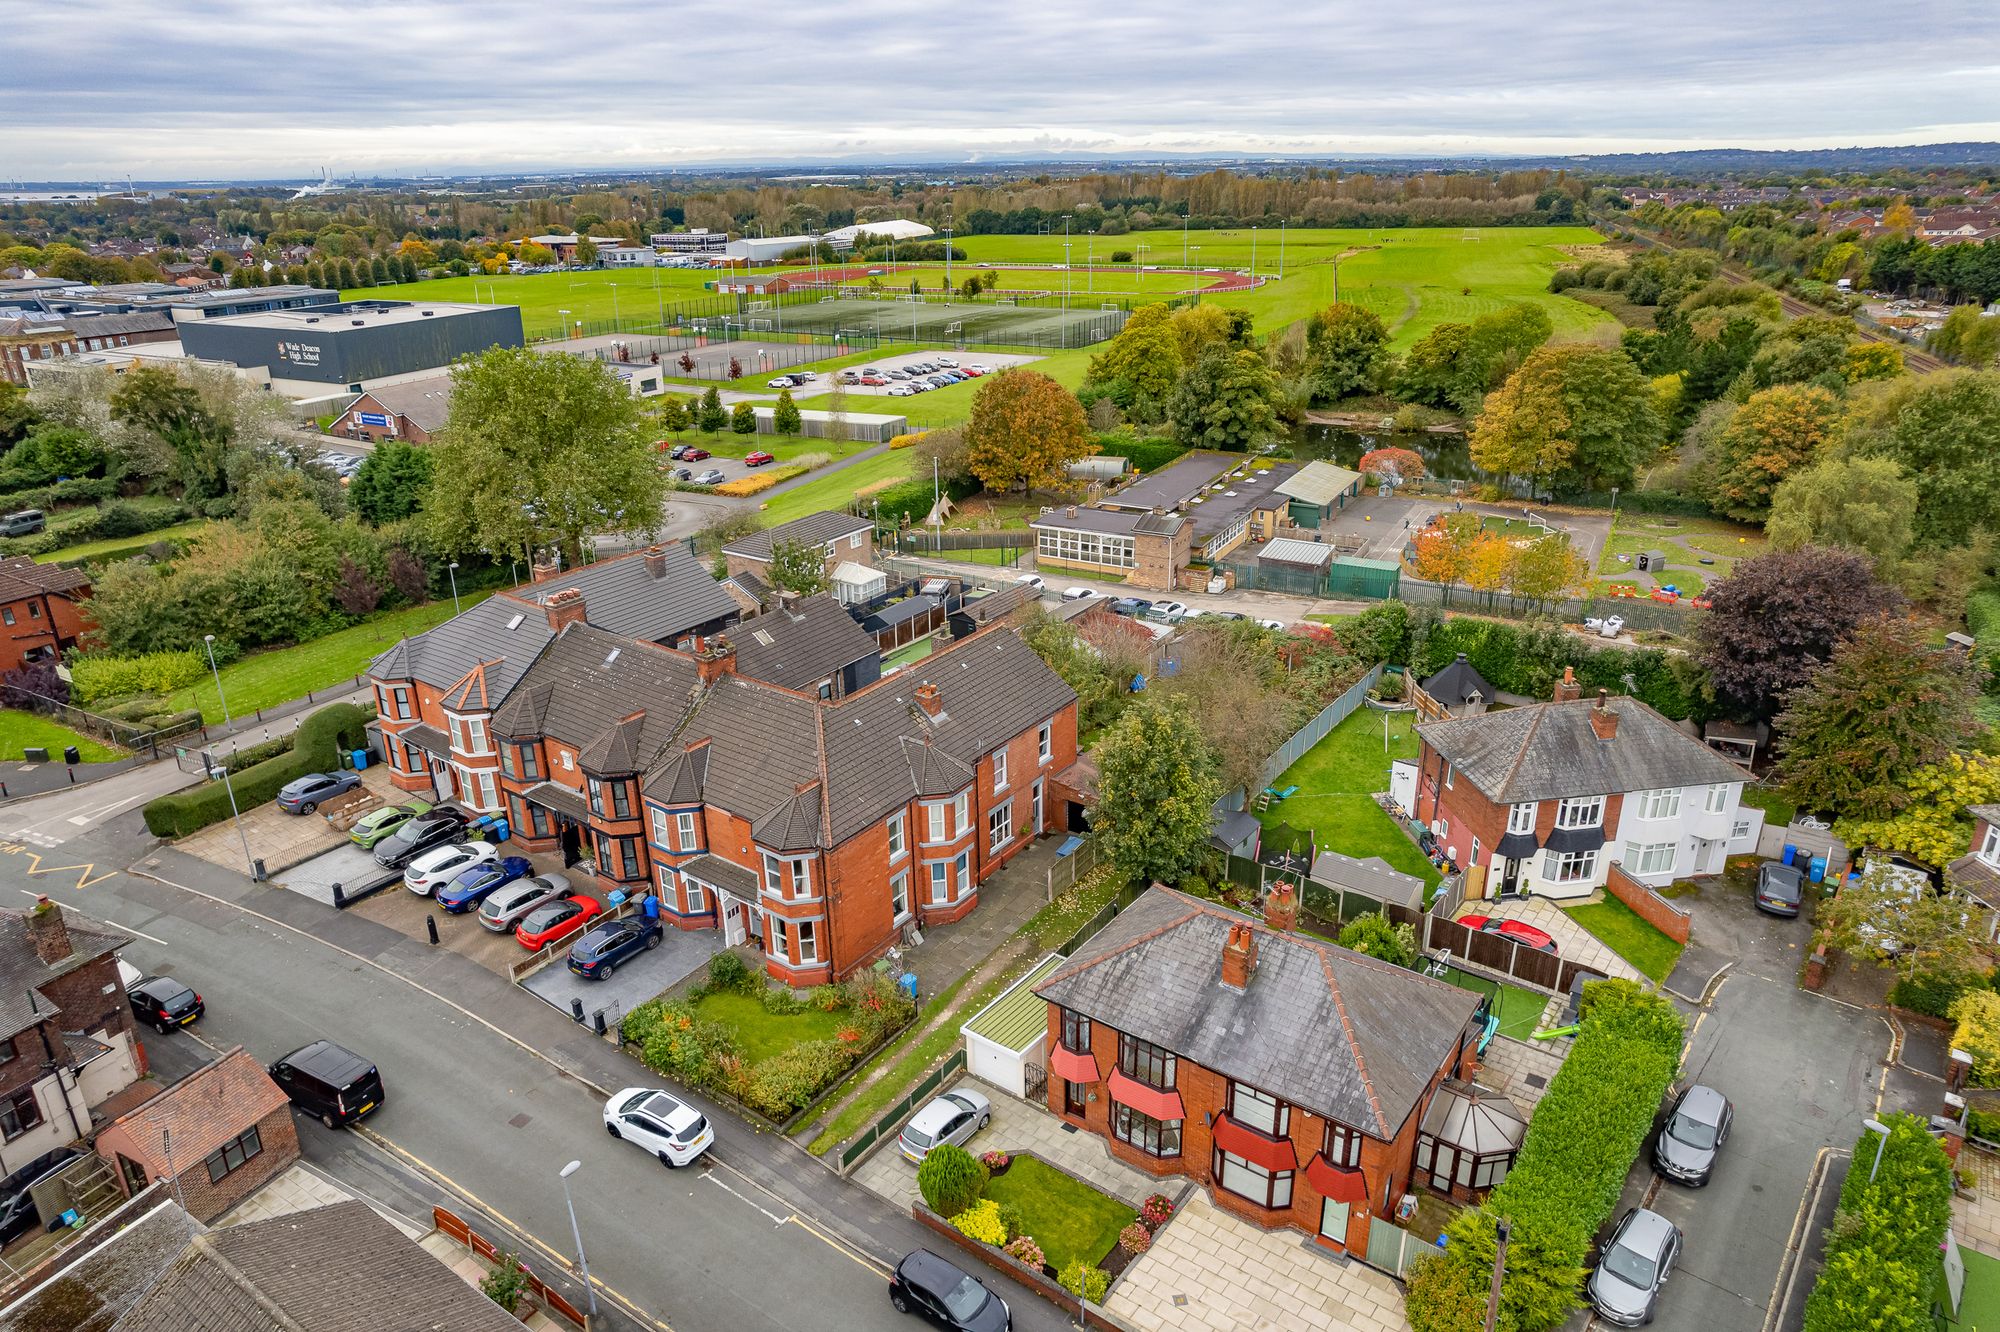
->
(347, 800), (432, 849)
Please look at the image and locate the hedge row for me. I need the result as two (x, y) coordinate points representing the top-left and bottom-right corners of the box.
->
(1407, 981), (1684, 1332)
(142, 702), (372, 839)
(69, 649), (209, 703)
(1801, 1114), (1953, 1332)
(872, 472), (979, 524)
(1409, 614), (1707, 720)
(1093, 433), (1187, 474)
(0, 477), (118, 511)
(0, 500), (192, 559)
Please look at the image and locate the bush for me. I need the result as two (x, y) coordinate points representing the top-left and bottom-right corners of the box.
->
(1004, 1236), (1045, 1269)
(1801, 1114), (1953, 1332)
(222, 733), (295, 772)
(1952, 991), (2000, 1088)
(1118, 1223), (1152, 1255)
(1337, 910), (1417, 968)
(917, 1144), (987, 1218)
(140, 701), (372, 837)
(1139, 1193), (1175, 1230)
(706, 951), (752, 991)
(994, 1201), (1024, 1242)
(1093, 432), (1186, 474)
(480, 1252), (531, 1314)
(1888, 967), (1992, 1019)
(1410, 614), (1706, 721)
(758, 984), (808, 1015)
(628, 999), (738, 1089)
(1057, 1260), (1109, 1304)
(739, 1038), (850, 1118)
(951, 1199), (1008, 1246)
(69, 649), (207, 703)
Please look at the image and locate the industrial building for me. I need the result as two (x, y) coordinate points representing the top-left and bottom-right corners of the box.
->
(650, 229), (728, 253)
(723, 235), (817, 264)
(824, 219), (935, 250)
(164, 285), (340, 321)
(178, 299), (524, 390)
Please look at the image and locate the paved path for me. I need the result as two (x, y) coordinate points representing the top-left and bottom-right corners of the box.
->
(1459, 894), (1645, 983)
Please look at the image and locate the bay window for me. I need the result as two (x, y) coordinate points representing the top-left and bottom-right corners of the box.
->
(952, 791), (969, 834)
(926, 802), (946, 843)
(1061, 1008), (1091, 1052)
(1118, 1034), (1175, 1089)
(1113, 1104), (1181, 1157)
(650, 806), (671, 847)
(797, 921), (818, 964)
(1228, 1081), (1289, 1138)
(1323, 1123), (1363, 1168)
(676, 811), (698, 850)
(1551, 849), (1597, 883)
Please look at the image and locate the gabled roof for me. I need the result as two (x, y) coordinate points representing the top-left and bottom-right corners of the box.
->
(0, 1195), (201, 1332)
(513, 542), (738, 646)
(731, 595), (880, 691)
(1036, 888), (1479, 1136)
(370, 593), (553, 697)
(1417, 695), (1747, 804)
(490, 625), (699, 771)
(722, 510), (872, 563)
(0, 554), (90, 602)
(0, 902), (129, 1041)
(1275, 460), (1364, 507)
(351, 372), (454, 432)
(105, 1047), (288, 1171)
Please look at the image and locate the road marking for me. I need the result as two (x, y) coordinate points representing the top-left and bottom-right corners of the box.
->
(0, 845), (119, 890)
(1762, 1145), (1840, 1332)
(702, 1169), (790, 1225)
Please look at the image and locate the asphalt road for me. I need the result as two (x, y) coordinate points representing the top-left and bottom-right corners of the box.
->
(38, 822), (1076, 1332)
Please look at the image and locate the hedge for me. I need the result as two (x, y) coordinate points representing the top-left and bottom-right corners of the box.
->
(142, 701), (372, 838)
(871, 472), (979, 524)
(1407, 981), (1684, 1331)
(1093, 433), (1186, 473)
(1951, 990), (2000, 1088)
(1410, 614), (1707, 720)
(0, 500), (192, 559)
(69, 650), (208, 704)
(0, 477), (118, 511)
(1888, 966), (1991, 1019)
(1968, 584), (2000, 689)
(1800, 1114), (1952, 1332)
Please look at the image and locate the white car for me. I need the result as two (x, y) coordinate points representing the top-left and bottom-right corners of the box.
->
(898, 1086), (993, 1163)
(1258, 618), (1287, 631)
(478, 872), (572, 931)
(935, 357), (958, 368)
(1017, 574), (1045, 590)
(603, 1087), (715, 1167)
(1061, 587), (1095, 602)
(794, 371), (818, 382)
(766, 375), (796, 388)
(1154, 600), (1190, 619)
(404, 841), (497, 895)
(887, 384), (917, 397)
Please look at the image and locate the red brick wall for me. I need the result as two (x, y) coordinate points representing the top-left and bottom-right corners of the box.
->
(98, 1104), (300, 1222)
(1604, 862), (1692, 943)
(0, 591), (91, 674)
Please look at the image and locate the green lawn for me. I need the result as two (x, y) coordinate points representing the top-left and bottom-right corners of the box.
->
(1561, 895), (1685, 983)
(981, 1155), (1136, 1272)
(1431, 964), (1551, 1041)
(351, 266), (760, 335)
(1739, 783), (1797, 829)
(159, 593), (496, 723)
(1595, 511), (1764, 597)
(31, 519), (211, 565)
(0, 710), (124, 762)
(803, 965), (988, 1152)
(1258, 707), (1440, 889)
(690, 989), (848, 1064)
(884, 637), (936, 668)
(1959, 1247), (2000, 1330)
(755, 448), (915, 528)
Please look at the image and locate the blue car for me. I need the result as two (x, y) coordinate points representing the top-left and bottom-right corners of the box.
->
(435, 856), (532, 913)
(567, 915), (665, 980)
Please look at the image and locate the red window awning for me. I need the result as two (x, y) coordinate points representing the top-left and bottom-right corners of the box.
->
(1306, 1153), (1370, 1206)
(1108, 1069), (1185, 1122)
(1048, 1044), (1099, 1085)
(1211, 1114), (1299, 1175)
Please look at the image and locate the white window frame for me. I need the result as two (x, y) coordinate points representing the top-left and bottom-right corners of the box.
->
(768, 914), (789, 961)
(1627, 840), (1677, 876)
(763, 853), (784, 896)
(887, 812), (907, 862)
(1444, 763), (1453, 790)
(1636, 788), (1681, 821)
(1550, 849), (1598, 883)
(891, 870), (910, 922)
(993, 750), (1008, 793)
(685, 877), (707, 914)
(676, 810), (698, 851)
(650, 807), (671, 847)
(954, 850), (970, 897)
(1469, 835), (1480, 867)
(1982, 823), (2000, 867)
(929, 859), (951, 904)
(988, 802), (1012, 852)
(1507, 802), (1536, 835)
(797, 920), (818, 963)
(1556, 795), (1604, 829)
(952, 791), (970, 834)
(1032, 779), (1045, 832)
(1038, 722), (1052, 765)
(1704, 784), (1730, 815)
(789, 858), (811, 899)
(926, 802), (947, 844)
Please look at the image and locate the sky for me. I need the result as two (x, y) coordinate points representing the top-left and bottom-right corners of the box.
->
(6, 0), (2000, 180)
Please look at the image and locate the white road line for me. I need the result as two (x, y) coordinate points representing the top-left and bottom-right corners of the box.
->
(702, 1171), (790, 1226)
(14, 889), (170, 945)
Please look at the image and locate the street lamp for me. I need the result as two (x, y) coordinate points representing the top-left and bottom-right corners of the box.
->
(447, 561), (461, 614)
(1250, 225), (1257, 278)
(557, 1160), (598, 1316)
(558, 308), (571, 339)
(1863, 1117), (1892, 1182)
(202, 633), (232, 729)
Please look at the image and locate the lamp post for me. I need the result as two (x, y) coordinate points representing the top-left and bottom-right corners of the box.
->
(558, 1160), (598, 1316)
(447, 561), (461, 614)
(1863, 1117), (1892, 1182)
(202, 633), (232, 729)
(1279, 219), (1286, 279)
(1484, 1217), (1511, 1332)
(1251, 225), (1257, 278)
(1062, 214), (1072, 312)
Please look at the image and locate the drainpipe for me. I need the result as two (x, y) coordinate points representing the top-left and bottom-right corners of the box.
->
(29, 1008), (85, 1143)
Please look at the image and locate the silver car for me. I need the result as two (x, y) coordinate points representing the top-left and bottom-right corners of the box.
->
(478, 873), (571, 932)
(1588, 1207), (1682, 1326)
(898, 1087), (992, 1163)
(1654, 1084), (1733, 1185)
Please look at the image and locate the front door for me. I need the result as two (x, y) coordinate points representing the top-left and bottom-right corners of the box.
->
(1319, 1197), (1350, 1249)
(1498, 856), (1522, 898)
(723, 897), (748, 947)
(1063, 1077), (1087, 1117)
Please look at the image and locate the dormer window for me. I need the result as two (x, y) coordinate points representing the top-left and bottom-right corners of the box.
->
(1507, 803), (1536, 835)
(1983, 823), (2000, 868)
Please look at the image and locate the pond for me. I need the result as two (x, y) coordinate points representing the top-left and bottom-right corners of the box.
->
(1286, 423), (1491, 485)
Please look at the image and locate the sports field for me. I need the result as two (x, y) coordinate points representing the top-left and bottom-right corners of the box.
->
(743, 296), (1121, 349)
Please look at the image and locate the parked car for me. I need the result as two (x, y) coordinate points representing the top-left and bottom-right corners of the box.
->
(744, 451), (776, 467)
(1016, 574), (1045, 590)
(516, 895), (603, 951)
(1754, 861), (1805, 917)
(1257, 618), (1287, 631)
(479, 873), (572, 932)
(935, 357), (959, 369)
(0, 1148), (81, 1244)
(127, 975), (204, 1033)
(887, 370), (909, 381)
(434, 856), (532, 913)
(767, 375), (797, 388)
(668, 443), (695, 460)
(1061, 587), (1095, 601)
(887, 384), (916, 397)
(269, 1040), (385, 1129)
(1654, 1084), (1733, 1185)
(603, 1087), (715, 1167)
(569, 916), (665, 979)
(858, 376), (887, 386)
(371, 807), (471, 868)
(1210, 610), (1246, 621)
(673, 467), (693, 481)
(1587, 1206), (1682, 1326)
(968, 364), (993, 374)
(1109, 597), (1152, 617)
(794, 371), (818, 382)
(1152, 600), (1190, 620)
(275, 770), (362, 815)
(0, 510), (45, 538)
(692, 469), (725, 486)
(888, 1249), (1009, 1332)
(681, 447), (711, 461)
(348, 800), (432, 849)
(1459, 915), (1559, 954)
(898, 1087), (992, 1163)
(403, 841), (498, 896)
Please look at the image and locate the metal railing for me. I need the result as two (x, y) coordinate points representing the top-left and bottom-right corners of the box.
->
(837, 1048), (969, 1174)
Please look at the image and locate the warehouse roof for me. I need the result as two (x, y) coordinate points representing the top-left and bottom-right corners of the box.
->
(1256, 537), (1334, 569)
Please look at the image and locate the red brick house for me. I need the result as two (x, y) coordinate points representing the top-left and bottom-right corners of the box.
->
(0, 557), (91, 673)
(1035, 885), (1482, 1255)
(721, 510), (875, 583)
(93, 1046), (300, 1222)
(1948, 804), (2000, 937)
(325, 374), (452, 444)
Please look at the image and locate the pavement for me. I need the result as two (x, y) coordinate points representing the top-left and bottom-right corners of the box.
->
(520, 918), (719, 1027)
(177, 764), (402, 876)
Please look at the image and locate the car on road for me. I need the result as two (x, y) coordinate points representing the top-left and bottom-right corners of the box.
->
(0, 1148), (81, 1244)
(1016, 574), (1044, 590)
(898, 1086), (992, 1163)
(127, 975), (204, 1033)
(603, 1087), (715, 1167)
(569, 916), (665, 979)
(1654, 1083), (1733, 1185)
(275, 770), (362, 815)
(516, 895), (603, 951)
(371, 807), (471, 868)
(348, 800), (432, 849)
(1587, 1206), (1682, 1326)
(744, 450), (776, 466)
(269, 1039), (384, 1130)
(692, 469), (726, 486)
(1109, 597), (1153, 617)
(1459, 915), (1559, 954)
(681, 447), (711, 461)
(1061, 587), (1094, 601)
(404, 841), (497, 896)
(1257, 618), (1287, 631)
(888, 1249), (1009, 1332)
(435, 855), (533, 913)
(1754, 861), (1806, 917)
(479, 873), (572, 932)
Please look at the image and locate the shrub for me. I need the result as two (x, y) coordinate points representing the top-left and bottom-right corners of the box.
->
(951, 1199), (1008, 1246)
(1118, 1223), (1152, 1255)
(740, 1039), (850, 1118)
(1337, 910), (1417, 968)
(758, 984), (808, 1015)
(1888, 967), (1992, 1019)
(916, 1143), (987, 1218)
(711, 466), (807, 497)
(1952, 991), (2000, 1088)
(1410, 614), (1706, 720)
(1004, 1236), (1045, 1269)
(706, 951), (751, 991)
(888, 432), (926, 450)
(480, 1252), (531, 1314)
(222, 733), (294, 771)
(1139, 1193), (1175, 1230)
(69, 649), (207, 703)
(633, 999), (739, 1089)
(1801, 1114), (1953, 1332)
(141, 701), (372, 837)
(994, 1201), (1024, 1242)
(980, 1150), (1011, 1172)
(1093, 432), (1186, 474)
(1057, 1259), (1109, 1304)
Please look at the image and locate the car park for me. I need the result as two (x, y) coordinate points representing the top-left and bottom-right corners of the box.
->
(859, 376), (887, 386)
(888, 1250), (1009, 1332)
(1209, 610), (1245, 621)
(603, 1087), (715, 1167)
(897, 1087), (992, 1163)
(516, 895), (603, 951)
(887, 370), (909, 380)
(692, 469), (725, 486)
(1654, 1084), (1733, 1185)
(744, 451), (775, 466)
(794, 371), (818, 382)
(1459, 915), (1559, 953)
(1754, 862), (1805, 917)
(128, 975), (204, 1033)
(568, 916), (665, 979)
(435, 855), (532, 913)
(968, 364), (992, 375)
(0, 1149), (81, 1244)
(269, 1040), (385, 1129)
(371, 807), (471, 868)
(887, 384), (917, 397)
(348, 801), (432, 850)
(1017, 574), (1045, 590)
(275, 770), (362, 815)
(405, 841), (497, 895)
(1587, 1206), (1682, 1326)
(480, 873), (572, 932)
(668, 443), (696, 460)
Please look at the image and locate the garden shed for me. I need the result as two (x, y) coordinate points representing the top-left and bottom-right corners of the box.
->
(960, 953), (1066, 1100)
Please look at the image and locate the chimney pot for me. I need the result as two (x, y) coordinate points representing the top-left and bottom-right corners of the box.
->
(531, 554), (562, 583)
(1554, 665), (1581, 704)
(1221, 921), (1258, 989)
(1590, 690), (1619, 741)
(1264, 882), (1299, 933)
(914, 681), (942, 717)
(642, 544), (670, 579)
(695, 633), (737, 685)
(26, 896), (71, 966)
(1065, 505), (1078, 519)
(543, 587), (587, 634)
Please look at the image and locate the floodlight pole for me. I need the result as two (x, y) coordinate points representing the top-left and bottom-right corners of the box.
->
(1251, 225), (1257, 278)
(1279, 220), (1285, 278)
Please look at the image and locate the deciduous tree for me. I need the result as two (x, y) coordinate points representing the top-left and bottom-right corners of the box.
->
(1168, 345), (1282, 452)
(1837, 754), (2000, 869)
(1695, 546), (1904, 720)
(1703, 383), (1842, 521)
(347, 441), (435, 526)
(1470, 344), (1662, 494)
(1816, 862), (1985, 983)
(1409, 513), (1481, 604)
(730, 401), (756, 434)
(766, 537), (830, 597)
(1092, 694), (1223, 887)
(1765, 454), (1918, 563)
(1303, 302), (1389, 403)
(963, 370), (1092, 493)
(1848, 371), (2000, 546)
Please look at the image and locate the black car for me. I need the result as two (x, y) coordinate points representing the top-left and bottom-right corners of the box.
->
(1754, 862), (1805, 917)
(568, 916), (665, 980)
(0, 1148), (80, 1244)
(371, 807), (469, 869)
(889, 1250), (1009, 1332)
(128, 975), (204, 1033)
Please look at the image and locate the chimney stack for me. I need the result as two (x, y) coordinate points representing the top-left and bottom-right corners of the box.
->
(1264, 882), (1299, 933)
(1220, 922), (1258, 990)
(1554, 665), (1581, 704)
(543, 587), (587, 634)
(26, 896), (71, 966)
(778, 589), (802, 615)
(694, 634), (737, 685)
(914, 681), (942, 717)
(1590, 689), (1619, 741)
(1065, 505), (1079, 519)
(531, 554), (562, 583)
(642, 544), (671, 579)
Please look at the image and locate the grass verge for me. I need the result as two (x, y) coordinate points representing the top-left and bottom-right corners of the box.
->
(1561, 894), (1685, 983)
(982, 1155), (1136, 1271)
(0, 709), (124, 762)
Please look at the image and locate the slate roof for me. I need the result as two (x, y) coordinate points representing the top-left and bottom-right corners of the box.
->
(1971, 805), (2000, 826)
(722, 510), (872, 563)
(0, 554), (90, 602)
(107, 1048), (288, 1170)
(753, 784), (826, 852)
(1422, 653), (1495, 709)
(676, 852), (759, 898)
(490, 625), (699, 774)
(1949, 852), (2000, 911)
(1037, 888), (1479, 1136)
(1417, 696), (1748, 804)
(515, 542), (738, 647)
(0, 903), (129, 1040)
(731, 595), (880, 691)
(353, 373), (453, 433)
(0, 1196), (203, 1332)
(369, 593), (552, 696)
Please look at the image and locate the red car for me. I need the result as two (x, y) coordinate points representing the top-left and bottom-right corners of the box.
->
(744, 451), (775, 467)
(1459, 915), (1558, 954)
(681, 447), (711, 461)
(858, 376), (886, 386)
(515, 895), (602, 951)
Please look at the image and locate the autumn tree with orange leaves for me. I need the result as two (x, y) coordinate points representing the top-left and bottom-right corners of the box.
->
(964, 369), (1095, 494)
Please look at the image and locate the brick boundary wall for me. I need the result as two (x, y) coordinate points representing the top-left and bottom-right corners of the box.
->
(910, 1204), (1135, 1331)
(1604, 863), (1692, 945)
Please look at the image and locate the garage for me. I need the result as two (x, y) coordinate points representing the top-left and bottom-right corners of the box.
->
(959, 953), (1064, 1101)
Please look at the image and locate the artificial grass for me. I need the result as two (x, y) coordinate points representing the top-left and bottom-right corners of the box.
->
(1433, 964), (1551, 1041)
(1561, 894), (1685, 983)
(1256, 708), (1440, 888)
(690, 989), (848, 1065)
(980, 1155), (1136, 1272)
(1958, 1247), (2000, 1330)
(0, 709), (124, 762)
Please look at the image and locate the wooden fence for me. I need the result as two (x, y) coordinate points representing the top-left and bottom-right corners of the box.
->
(432, 1205), (590, 1328)
(837, 1048), (969, 1175)
(1046, 836), (1100, 901)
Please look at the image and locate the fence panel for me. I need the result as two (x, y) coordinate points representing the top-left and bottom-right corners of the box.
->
(1256, 665), (1383, 793)
(1363, 1219), (1433, 1278)
(839, 1049), (969, 1174)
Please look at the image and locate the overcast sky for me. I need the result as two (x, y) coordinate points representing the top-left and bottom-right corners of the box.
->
(7, 1), (1999, 180)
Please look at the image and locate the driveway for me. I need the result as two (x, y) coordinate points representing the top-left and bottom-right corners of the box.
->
(520, 920), (719, 1030)
(176, 764), (403, 877)
(1456, 895), (1642, 982)
(276, 842), (396, 905)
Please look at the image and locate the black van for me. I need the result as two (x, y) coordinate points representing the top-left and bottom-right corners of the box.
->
(269, 1041), (384, 1128)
